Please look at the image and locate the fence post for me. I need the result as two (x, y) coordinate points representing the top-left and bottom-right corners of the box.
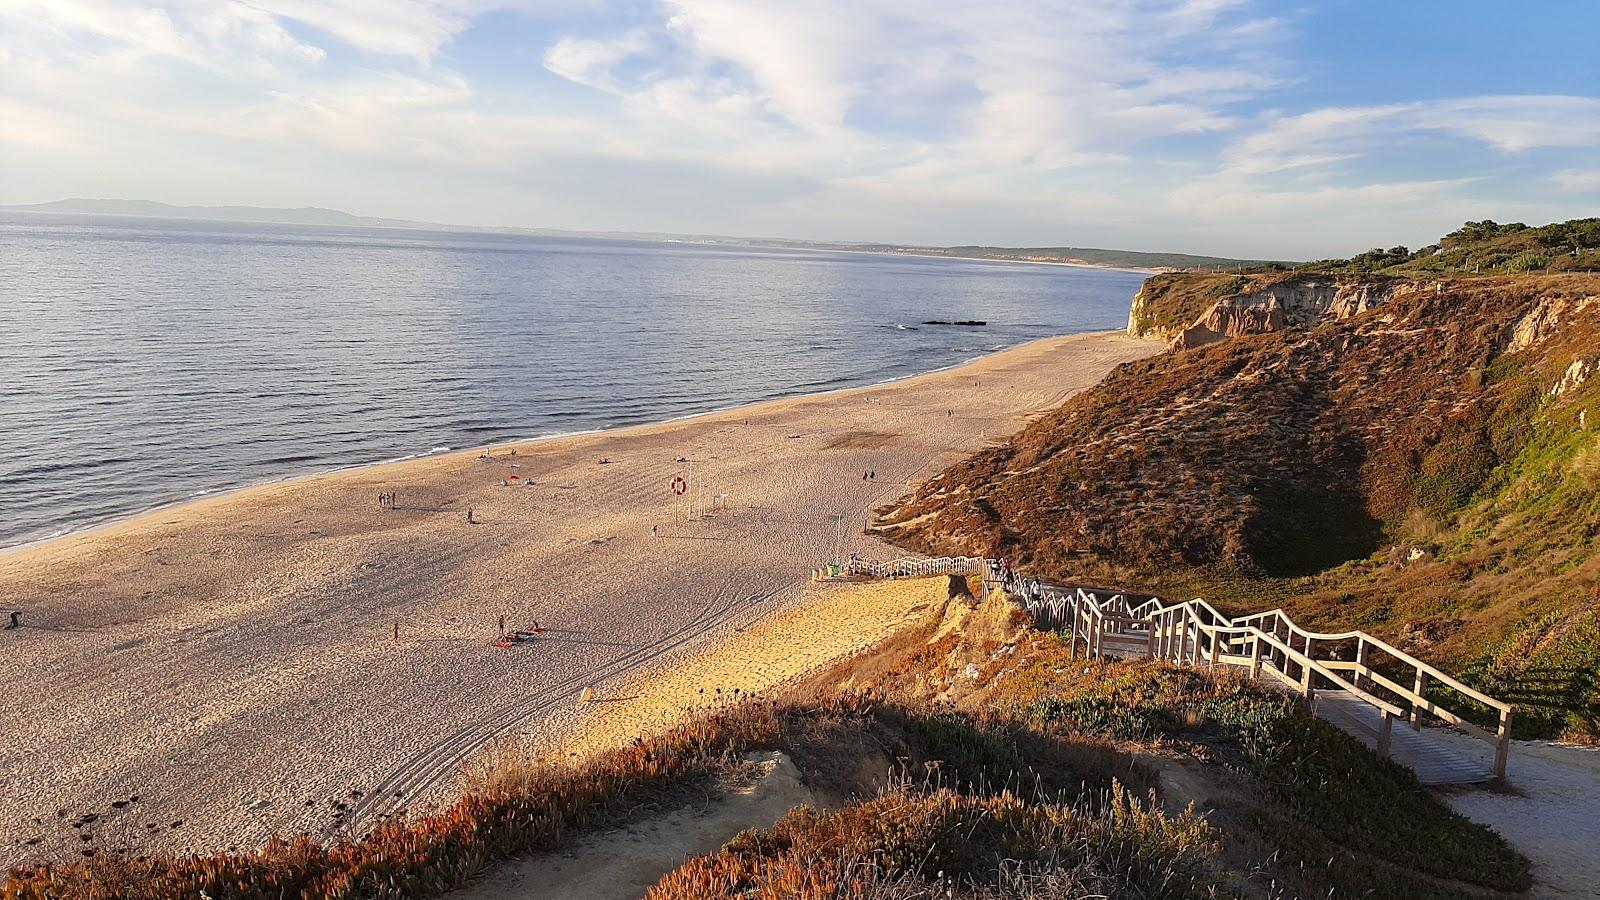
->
(1410, 670), (1428, 730)
(1146, 619), (1157, 658)
(1378, 711), (1393, 758)
(1354, 638), (1370, 691)
(1250, 633), (1263, 678)
(1494, 708), (1512, 781)
(1208, 628), (1221, 668)
(1067, 593), (1079, 659)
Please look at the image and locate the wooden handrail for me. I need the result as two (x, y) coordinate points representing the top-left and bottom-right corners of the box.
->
(839, 557), (1512, 781)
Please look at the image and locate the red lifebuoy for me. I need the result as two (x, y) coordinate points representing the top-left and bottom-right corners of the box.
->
(669, 475), (687, 496)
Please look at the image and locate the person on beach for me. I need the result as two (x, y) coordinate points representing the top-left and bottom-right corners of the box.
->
(652, 525), (658, 537)
(5, 610), (20, 630)
(466, 507), (476, 524)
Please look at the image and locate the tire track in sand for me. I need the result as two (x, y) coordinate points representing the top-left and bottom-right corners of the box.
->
(337, 570), (773, 836)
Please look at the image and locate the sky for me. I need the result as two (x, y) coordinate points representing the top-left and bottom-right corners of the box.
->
(1, 0), (1597, 259)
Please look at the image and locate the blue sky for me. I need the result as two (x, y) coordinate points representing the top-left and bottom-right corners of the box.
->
(1, 0), (1596, 258)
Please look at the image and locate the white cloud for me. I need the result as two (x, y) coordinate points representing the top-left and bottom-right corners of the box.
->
(1220, 97), (1600, 178)
(2, 0), (1597, 257)
(1553, 169), (1600, 193)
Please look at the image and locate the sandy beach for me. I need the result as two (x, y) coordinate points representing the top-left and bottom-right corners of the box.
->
(0, 331), (1156, 865)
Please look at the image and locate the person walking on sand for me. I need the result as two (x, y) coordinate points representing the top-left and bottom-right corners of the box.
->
(466, 507), (476, 524)
(652, 524), (658, 537)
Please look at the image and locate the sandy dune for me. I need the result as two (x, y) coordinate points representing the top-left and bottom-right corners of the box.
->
(0, 331), (1155, 864)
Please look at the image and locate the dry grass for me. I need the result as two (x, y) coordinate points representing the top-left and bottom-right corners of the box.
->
(646, 783), (1222, 900)
(2, 704), (782, 900)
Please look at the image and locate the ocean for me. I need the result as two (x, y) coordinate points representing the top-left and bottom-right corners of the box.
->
(0, 214), (1145, 549)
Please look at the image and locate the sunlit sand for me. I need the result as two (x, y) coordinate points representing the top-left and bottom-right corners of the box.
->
(0, 331), (1156, 863)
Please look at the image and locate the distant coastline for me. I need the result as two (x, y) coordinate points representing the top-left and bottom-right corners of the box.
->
(1, 198), (1273, 273)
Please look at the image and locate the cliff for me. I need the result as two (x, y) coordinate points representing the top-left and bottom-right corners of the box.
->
(1129, 272), (1422, 348)
(886, 268), (1600, 740)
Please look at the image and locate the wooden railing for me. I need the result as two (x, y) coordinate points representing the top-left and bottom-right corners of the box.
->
(1058, 587), (1513, 780)
(838, 557), (1514, 781)
(812, 555), (988, 581)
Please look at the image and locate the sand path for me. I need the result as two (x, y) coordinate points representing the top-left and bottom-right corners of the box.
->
(1434, 732), (1600, 899)
(0, 331), (1155, 864)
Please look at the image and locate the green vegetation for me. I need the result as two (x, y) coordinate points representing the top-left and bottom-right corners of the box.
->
(1297, 218), (1600, 275)
(1004, 660), (1528, 894)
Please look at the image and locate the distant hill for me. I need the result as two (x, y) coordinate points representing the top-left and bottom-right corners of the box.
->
(4, 198), (1276, 271)
(880, 243), (1280, 271)
(0, 198), (431, 230)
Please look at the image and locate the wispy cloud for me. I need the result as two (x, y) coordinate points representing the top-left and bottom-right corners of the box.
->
(0, 0), (1596, 256)
(1553, 169), (1600, 193)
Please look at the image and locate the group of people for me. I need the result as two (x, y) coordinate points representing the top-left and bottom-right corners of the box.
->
(994, 558), (1043, 601)
(861, 469), (877, 481)
(377, 491), (398, 508)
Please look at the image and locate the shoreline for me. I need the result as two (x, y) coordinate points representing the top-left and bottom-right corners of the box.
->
(0, 330), (1121, 560)
(0, 329), (1159, 865)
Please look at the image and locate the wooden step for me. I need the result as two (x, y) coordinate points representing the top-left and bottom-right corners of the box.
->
(1312, 691), (1493, 785)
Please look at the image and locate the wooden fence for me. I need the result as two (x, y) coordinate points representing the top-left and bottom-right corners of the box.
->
(832, 556), (1514, 781)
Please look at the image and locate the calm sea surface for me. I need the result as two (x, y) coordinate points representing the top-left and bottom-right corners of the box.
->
(0, 214), (1145, 548)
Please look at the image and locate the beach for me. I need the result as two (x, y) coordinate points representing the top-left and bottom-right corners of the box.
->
(0, 330), (1156, 864)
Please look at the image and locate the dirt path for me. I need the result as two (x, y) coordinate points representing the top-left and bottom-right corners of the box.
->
(1435, 733), (1600, 899)
(0, 331), (1156, 865)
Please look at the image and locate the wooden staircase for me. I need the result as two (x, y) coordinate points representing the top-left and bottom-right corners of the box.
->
(1013, 574), (1514, 784)
(1310, 690), (1494, 784)
(814, 556), (1515, 784)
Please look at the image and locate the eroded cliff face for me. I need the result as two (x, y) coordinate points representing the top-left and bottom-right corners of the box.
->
(896, 274), (1600, 574)
(883, 274), (1600, 740)
(1126, 272), (1434, 349)
(1171, 276), (1416, 349)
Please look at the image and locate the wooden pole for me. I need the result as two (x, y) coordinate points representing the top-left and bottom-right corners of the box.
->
(1067, 593), (1079, 658)
(1378, 711), (1393, 758)
(1410, 670), (1428, 729)
(1494, 709), (1513, 781)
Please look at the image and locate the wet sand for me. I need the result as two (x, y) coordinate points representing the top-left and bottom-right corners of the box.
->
(0, 331), (1156, 864)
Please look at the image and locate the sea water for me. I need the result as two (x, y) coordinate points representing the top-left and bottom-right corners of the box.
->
(0, 214), (1145, 548)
